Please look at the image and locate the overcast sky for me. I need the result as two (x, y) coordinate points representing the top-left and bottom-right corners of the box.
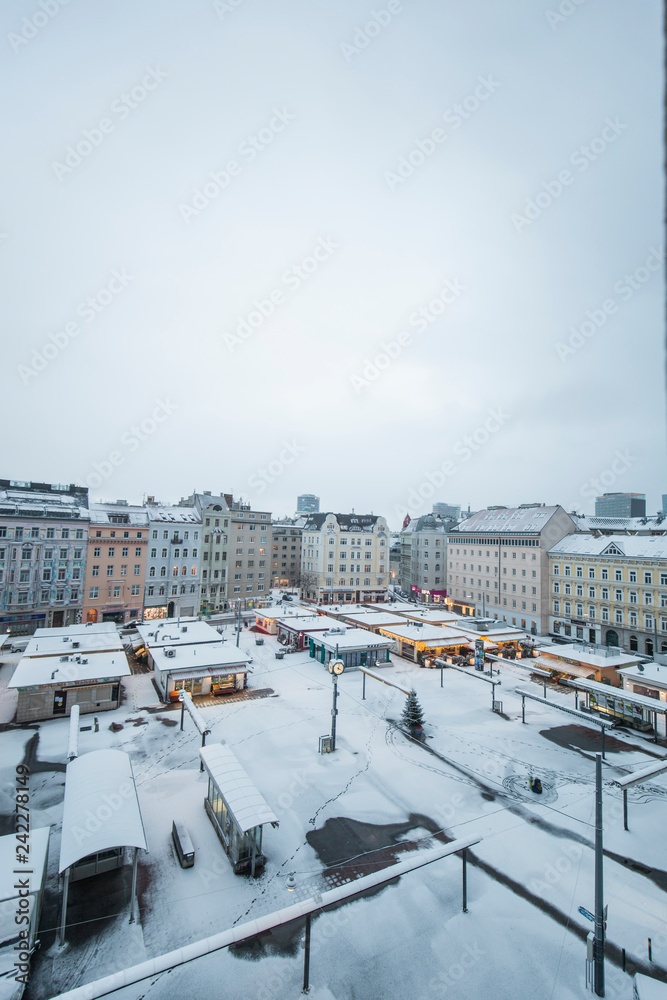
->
(3, 0), (664, 528)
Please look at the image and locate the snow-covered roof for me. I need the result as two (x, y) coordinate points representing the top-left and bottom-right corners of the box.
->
(397, 609), (462, 624)
(538, 643), (642, 669)
(153, 642), (251, 671)
(450, 505), (568, 535)
(8, 650), (130, 689)
(59, 750), (147, 873)
(89, 502), (149, 526)
(146, 505), (201, 524)
(255, 607), (315, 622)
(0, 482), (89, 519)
(548, 534), (667, 559)
(378, 623), (457, 642)
(0, 827), (50, 902)
(448, 624), (524, 643)
(24, 631), (124, 657)
(137, 621), (220, 647)
(312, 627), (395, 651)
(619, 661), (667, 689)
(341, 611), (407, 628)
(302, 513), (385, 532)
(199, 744), (278, 833)
(573, 514), (667, 534)
(278, 615), (340, 633)
(33, 621), (119, 638)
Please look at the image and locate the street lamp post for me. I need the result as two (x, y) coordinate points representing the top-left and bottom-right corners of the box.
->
(328, 645), (344, 751)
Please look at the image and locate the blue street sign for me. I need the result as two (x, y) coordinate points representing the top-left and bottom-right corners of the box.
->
(578, 906), (594, 922)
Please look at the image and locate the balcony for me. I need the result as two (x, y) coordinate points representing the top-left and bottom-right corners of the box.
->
(170, 537), (184, 545)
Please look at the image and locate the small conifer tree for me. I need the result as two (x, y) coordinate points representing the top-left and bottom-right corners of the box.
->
(401, 689), (425, 731)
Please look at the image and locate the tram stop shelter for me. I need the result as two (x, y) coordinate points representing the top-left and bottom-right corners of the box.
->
(58, 749), (147, 945)
(199, 743), (278, 877)
(0, 827), (50, 998)
(560, 676), (667, 738)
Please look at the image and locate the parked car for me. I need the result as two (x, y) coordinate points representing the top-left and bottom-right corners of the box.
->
(9, 638), (30, 653)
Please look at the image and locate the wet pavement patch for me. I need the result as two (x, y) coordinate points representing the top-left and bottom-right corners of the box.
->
(125, 717), (148, 727)
(20, 731), (66, 773)
(540, 724), (660, 757)
(306, 813), (448, 884)
(156, 716), (178, 727)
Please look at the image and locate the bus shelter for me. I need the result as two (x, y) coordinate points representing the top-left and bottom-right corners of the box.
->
(58, 749), (147, 945)
(199, 744), (278, 877)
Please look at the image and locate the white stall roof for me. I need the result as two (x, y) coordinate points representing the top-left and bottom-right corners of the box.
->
(342, 611), (407, 628)
(25, 631), (124, 657)
(0, 827), (50, 902)
(199, 744), (278, 833)
(8, 650), (130, 689)
(34, 622), (119, 638)
(155, 643), (251, 671)
(59, 749), (147, 873)
(137, 621), (219, 647)
(314, 627), (395, 651)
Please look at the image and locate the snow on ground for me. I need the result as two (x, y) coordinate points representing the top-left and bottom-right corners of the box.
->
(1, 628), (666, 999)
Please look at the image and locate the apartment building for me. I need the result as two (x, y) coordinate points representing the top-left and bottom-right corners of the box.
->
(447, 504), (576, 635)
(184, 492), (272, 611)
(82, 502), (149, 625)
(300, 513), (390, 605)
(272, 519), (302, 588)
(228, 504), (272, 607)
(399, 514), (448, 602)
(0, 480), (90, 634)
(145, 503), (202, 619)
(183, 492), (231, 614)
(547, 534), (667, 657)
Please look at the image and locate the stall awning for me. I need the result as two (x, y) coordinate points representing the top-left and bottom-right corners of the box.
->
(200, 743), (278, 833)
(59, 749), (147, 873)
(164, 665), (249, 681)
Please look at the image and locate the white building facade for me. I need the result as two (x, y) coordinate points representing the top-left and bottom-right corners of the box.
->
(300, 513), (390, 605)
(145, 504), (202, 619)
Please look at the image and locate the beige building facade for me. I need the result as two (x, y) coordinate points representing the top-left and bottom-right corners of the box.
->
(300, 513), (390, 605)
(548, 535), (667, 657)
(447, 504), (576, 635)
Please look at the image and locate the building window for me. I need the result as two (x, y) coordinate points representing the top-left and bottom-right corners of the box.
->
(644, 572), (653, 585)
(107, 566), (113, 576)
(89, 587), (99, 599)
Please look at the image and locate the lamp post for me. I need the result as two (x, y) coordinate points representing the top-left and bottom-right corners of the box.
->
(328, 646), (344, 751)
